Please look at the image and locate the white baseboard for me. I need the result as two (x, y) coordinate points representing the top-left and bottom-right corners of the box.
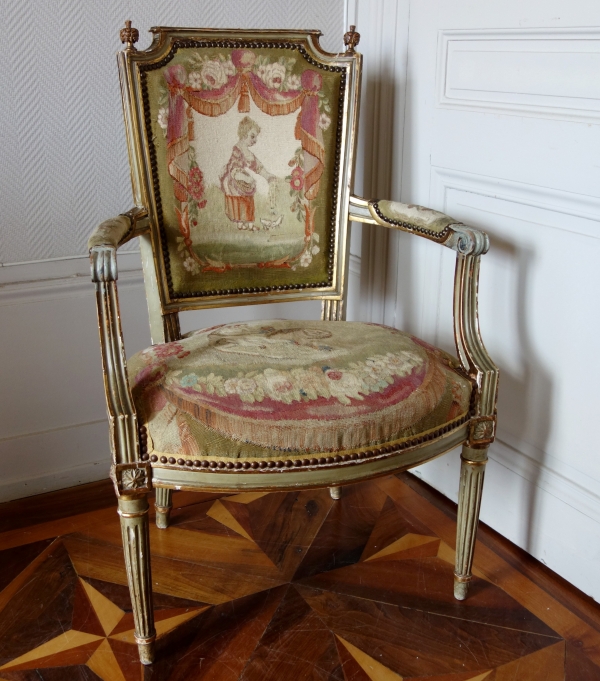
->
(0, 420), (111, 503)
(491, 436), (600, 527)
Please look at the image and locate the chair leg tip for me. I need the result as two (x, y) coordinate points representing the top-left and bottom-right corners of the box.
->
(454, 577), (470, 601)
(329, 486), (341, 500)
(138, 641), (155, 665)
(156, 511), (170, 529)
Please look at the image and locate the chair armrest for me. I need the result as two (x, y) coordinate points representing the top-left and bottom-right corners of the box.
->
(348, 194), (498, 436)
(89, 214), (143, 466)
(87, 207), (149, 252)
(348, 195), (489, 256)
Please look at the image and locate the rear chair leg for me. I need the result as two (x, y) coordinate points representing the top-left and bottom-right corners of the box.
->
(329, 486), (342, 500)
(155, 487), (172, 529)
(118, 495), (156, 664)
(454, 445), (488, 600)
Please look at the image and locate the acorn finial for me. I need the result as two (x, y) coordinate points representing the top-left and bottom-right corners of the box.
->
(343, 25), (360, 54)
(120, 20), (139, 50)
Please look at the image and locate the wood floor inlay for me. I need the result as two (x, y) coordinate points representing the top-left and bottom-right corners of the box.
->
(0, 474), (599, 679)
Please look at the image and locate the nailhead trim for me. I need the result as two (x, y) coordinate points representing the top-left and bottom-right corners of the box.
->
(138, 424), (149, 460)
(371, 201), (455, 241)
(138, 39), (349, 302)
(146, 411), (470, 473)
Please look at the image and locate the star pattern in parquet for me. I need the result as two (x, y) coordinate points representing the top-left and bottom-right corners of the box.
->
(0, 475), (598, 680)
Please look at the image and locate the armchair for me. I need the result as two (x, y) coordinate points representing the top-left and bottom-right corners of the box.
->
(89, 22), (498, 665)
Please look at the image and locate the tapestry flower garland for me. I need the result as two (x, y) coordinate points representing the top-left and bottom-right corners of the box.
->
(139, 348), (425, 407)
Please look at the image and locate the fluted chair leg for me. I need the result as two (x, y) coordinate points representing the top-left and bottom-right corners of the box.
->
(329, 486), (342, 500)
(454, 445), (489, 601)
(155, 487), (173, 529)
(118, 496), (156, 664)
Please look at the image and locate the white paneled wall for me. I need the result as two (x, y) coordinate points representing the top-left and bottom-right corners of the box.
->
(0, 0), (348, 501)
(395, 1), (600, 600)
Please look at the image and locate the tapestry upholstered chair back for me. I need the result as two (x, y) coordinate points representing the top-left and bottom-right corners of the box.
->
(113, 25), (360, 337)
(87, 22), (498, 666)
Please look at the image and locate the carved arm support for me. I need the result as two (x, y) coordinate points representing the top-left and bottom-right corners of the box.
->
(88, 210), (149, 470)
(348, 195), (499, 439)
(88, 207), (149, 250)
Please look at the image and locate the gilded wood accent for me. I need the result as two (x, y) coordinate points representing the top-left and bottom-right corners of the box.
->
(343, 25), (361, 55)
(162, 312), (181, 343)
(321, 299), (344, 321)
(154, 487), (173, 529)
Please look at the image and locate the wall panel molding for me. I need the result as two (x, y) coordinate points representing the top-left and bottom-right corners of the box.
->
(431, 166), (600, 240)
(0, 253), (144, 307)
(437, 27), (600, 123)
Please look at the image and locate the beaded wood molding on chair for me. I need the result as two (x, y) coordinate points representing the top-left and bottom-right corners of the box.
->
(88, 21), (499, 665)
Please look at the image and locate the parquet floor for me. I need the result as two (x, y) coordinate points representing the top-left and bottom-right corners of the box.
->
(1, 474), (600, 680)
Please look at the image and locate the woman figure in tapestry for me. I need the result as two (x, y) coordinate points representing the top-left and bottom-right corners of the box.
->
(220, 116), (277, 231)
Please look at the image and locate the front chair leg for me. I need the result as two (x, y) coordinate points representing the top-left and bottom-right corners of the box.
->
(454, 445), (488, 601)
(118, 496), (156, 664)
(155, 487), (173, 529)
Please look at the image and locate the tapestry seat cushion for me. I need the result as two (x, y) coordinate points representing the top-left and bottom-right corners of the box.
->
(128, 320), (473, 463)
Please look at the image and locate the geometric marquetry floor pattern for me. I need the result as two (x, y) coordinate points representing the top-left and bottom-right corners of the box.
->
(1, 474), (600, 680)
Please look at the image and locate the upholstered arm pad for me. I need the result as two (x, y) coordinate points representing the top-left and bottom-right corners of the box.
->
(88, 208), (150, 283)
(348, 195), (489, 257)
(88, 215), (132, 251)
(375, 199), (458, 234)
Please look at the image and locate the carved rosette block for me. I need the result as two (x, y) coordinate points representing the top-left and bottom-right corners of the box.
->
(454, 446), (488, 600)
(343, 25), (360, 54)
(118, 496), (155, 664)
(468, 415), (496, 447)
(112, 462), (152, 497)
(155, 487), (173, 529)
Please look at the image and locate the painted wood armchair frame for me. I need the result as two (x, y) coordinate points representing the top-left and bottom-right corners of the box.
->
(89, 23), (498, 665)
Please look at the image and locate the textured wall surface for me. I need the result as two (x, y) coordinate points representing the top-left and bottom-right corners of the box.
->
(0, 0), (351, 504)
(0, 0), (344, 264)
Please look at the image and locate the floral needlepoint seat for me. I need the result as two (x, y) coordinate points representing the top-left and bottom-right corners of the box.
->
(129, 320), (473, 464)
(88, 23), (499, 665)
